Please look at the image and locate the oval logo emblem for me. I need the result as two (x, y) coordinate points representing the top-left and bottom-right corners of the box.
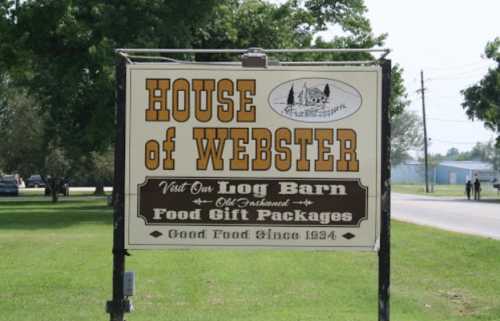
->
(268, 78), (362, 122)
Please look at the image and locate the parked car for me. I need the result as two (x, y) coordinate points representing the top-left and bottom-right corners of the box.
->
(1, 174), (23, 187)
(26, 175), (46, 188)
(44, 179), (69, 197)
(0, 177), (19, 196)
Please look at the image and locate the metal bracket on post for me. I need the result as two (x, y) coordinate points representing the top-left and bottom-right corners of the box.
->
(106, 299), (134, 314)
(241, 47), (268, 68)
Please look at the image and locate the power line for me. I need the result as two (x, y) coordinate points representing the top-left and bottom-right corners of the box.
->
(431, 138), (480, 145)
(428, 65), (491, 79)
(425, 94), (460, 100)
(427, 70), (488, 82)
(424, 60), (491, 72)
(428, 117), (472, 123)
(409, 95), (461, 103)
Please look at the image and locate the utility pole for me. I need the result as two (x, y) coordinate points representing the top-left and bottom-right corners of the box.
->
(418, 70), (430, 193)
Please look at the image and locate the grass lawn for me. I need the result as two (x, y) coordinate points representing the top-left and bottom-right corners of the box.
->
(393, 183), (500, 198)
(1, 197), (499, 321)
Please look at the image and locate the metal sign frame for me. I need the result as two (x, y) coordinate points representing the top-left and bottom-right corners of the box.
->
(107, 48), (391, 321)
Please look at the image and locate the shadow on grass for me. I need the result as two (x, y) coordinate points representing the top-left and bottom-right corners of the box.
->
(475, 198), (500, 204)
(418, 197), (500, 204)
(395, 194), (500, 204)
(0, 199), (112, 230)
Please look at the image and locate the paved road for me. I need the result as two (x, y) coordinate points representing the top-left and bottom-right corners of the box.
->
(392, 193), (500, 240)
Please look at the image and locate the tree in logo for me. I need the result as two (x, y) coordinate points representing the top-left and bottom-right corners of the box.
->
(323, 84), (330, 99)
(285, 85), (295, 113)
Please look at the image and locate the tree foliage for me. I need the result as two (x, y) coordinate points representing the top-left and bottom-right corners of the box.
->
(43, 146), (71, 202)
(387, 64), (417, 166)
(391, 109), (424, 166)
(1, 0), (412, 186)
(462, 37), (500, 146)
(443, 141), (500, 170)
(0, 79), (45, 178)
(80, 148), (114, 195)
(389, 64), (410, 116)
(9, 0), (219, 160)
(193, 1), (382, 53)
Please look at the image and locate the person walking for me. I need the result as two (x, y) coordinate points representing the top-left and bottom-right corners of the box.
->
(473, 178), (481, 200)
(465, 180), (472, 200)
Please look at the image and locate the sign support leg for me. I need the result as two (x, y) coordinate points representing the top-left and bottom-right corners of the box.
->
(378, 59), (391, 321)
(107, 56), (129, 321)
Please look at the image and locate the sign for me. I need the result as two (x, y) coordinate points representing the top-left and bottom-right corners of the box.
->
(125, 64), (382, 249)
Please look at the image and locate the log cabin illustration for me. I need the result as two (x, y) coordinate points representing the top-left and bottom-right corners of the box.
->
(285, 83), (331, 114)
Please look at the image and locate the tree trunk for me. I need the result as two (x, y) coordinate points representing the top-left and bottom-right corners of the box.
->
(52, 189), (58, 203)
(49, 178), (59, 203)
(94, 181), (105, 195)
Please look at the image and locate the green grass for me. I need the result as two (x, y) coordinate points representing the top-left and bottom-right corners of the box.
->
(1, 198), (500, 321)
(393, 183), (500, 198)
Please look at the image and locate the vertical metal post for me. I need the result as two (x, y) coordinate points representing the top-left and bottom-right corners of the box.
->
(379, 59), (392, 321)
(107, 56), (128, 321)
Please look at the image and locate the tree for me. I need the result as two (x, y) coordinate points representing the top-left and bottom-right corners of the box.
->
(4, 0), (411, 187)
(192, 0), (385, 65)
(11, 0), (220, 164)
(2, 0), (220, 194)
(0, 1), (18, 72)
(287, 85), (295, 105)
(385, 64), (420, 166)
(193, 1), (406, 116)
(0, 78), (45, 178)
(462, 37), (500, 146)
(459, 141), (500, 170)
(389, 64), (410, 117)
(43, 146), (71, 203)
(468, 142), (494, 162)
(493, 145), (500, 171)
(391, 109), (424, 166)
(445, 147), (460, 159)
(78, 149), (114, 196)
(442, 141), (500, 171)
(323, 84), (330, 98)
(90, 149), (114, 195)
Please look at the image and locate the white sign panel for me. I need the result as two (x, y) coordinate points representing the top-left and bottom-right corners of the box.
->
(125, 63), (382, 250)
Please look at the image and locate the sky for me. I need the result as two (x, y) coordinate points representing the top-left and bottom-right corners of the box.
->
(272, 0), (499, 155)
(362, 0), (499, 155)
